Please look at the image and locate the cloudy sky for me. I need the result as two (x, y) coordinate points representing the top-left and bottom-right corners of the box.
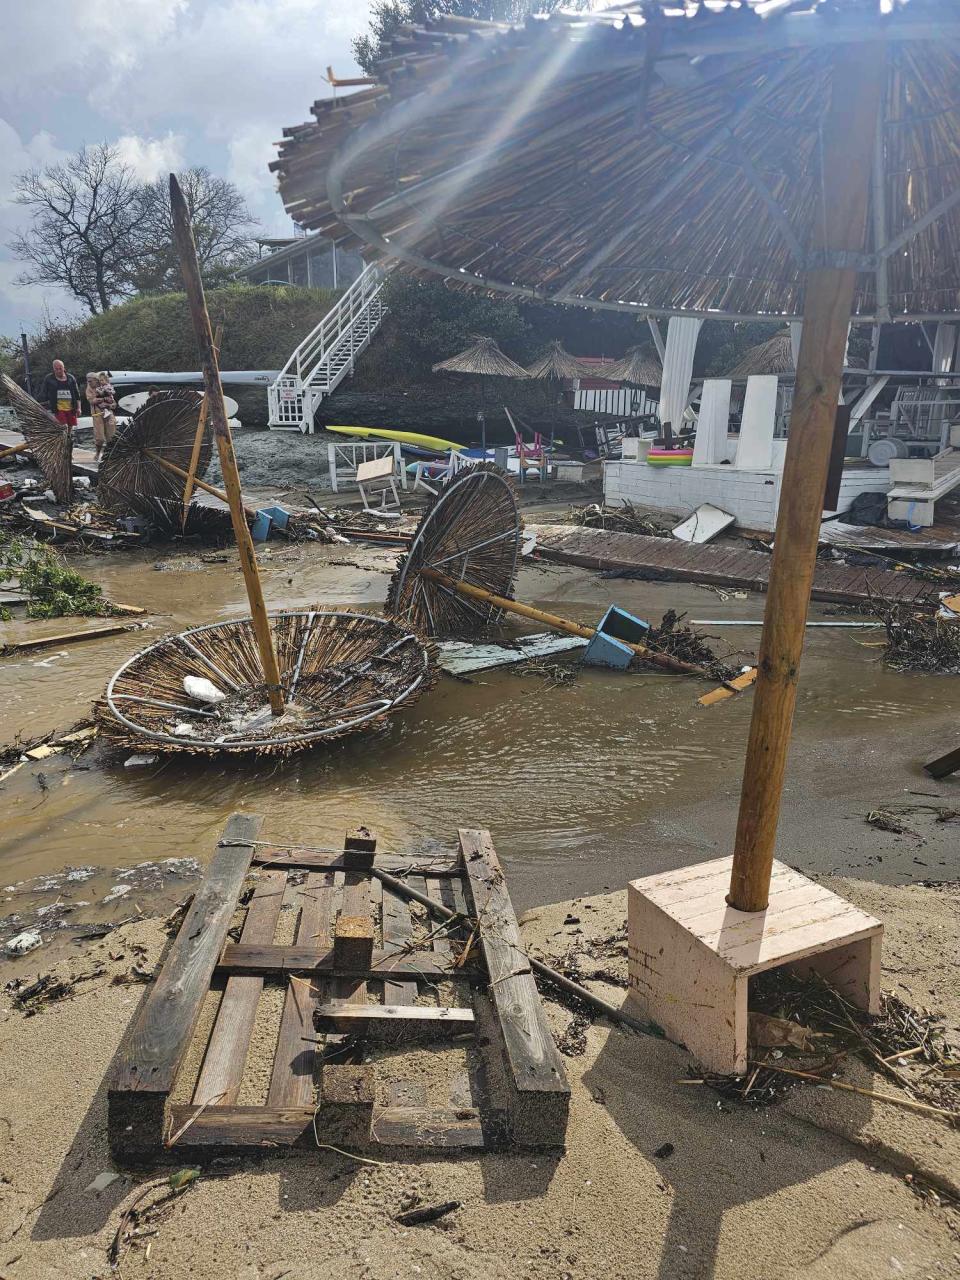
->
(1, 0), (373, 340)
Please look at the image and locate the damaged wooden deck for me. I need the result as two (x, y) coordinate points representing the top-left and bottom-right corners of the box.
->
(108, 813), (569, 1160)
(528, 524), (939, 608)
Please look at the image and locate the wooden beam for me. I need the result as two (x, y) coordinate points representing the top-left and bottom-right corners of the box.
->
(169, 174), (284, 716)
(108, 812), (263, 1158)
(165, 1103), (485, 1150)
(458, 828), (570, 1148)
(1, 621), (143, 656)
(181, 323), (221, 529)
(729, 43), (886, 913)
(217, 943), (460, 980)
(924, 744), (960, 780)
(193, 868), (285, 1106)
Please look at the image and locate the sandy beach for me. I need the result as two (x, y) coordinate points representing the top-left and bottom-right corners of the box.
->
(1, 872), (957, 1280)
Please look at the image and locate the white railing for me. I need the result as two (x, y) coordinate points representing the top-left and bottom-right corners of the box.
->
(267, 263), (387, 432)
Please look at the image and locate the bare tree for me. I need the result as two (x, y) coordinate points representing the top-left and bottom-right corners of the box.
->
(10, 143), (148, 314)
(131, 167), (259, 294)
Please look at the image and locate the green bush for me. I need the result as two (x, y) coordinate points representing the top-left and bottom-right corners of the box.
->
(0, 535), (118, 619)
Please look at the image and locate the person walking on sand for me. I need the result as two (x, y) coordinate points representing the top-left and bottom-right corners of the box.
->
(39, 359), (81, 429)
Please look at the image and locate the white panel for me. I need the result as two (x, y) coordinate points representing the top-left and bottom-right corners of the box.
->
(659, 316), (703, 430)
(693, 379), (732, 467)
(933, 323), (956, 374)
(736, 376), (779, 470)
(789, 322), (803, 367)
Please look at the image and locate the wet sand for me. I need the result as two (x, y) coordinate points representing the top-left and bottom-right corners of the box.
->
(1, 527), (957, 937)
(0, 877), (957, 1280)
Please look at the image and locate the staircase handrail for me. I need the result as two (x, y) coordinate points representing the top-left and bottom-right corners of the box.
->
(274, 263), (384, 387)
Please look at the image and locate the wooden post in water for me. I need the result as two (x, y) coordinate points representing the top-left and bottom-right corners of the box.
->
(169, 175), (284, 716)
(728, 45), (886, 912)
(181, 323), (222, 529)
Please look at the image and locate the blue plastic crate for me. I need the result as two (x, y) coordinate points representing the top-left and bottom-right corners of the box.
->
(582, 605), (650, 669)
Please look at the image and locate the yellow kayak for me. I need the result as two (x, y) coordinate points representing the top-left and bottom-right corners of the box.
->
(326, 424), (463, 452)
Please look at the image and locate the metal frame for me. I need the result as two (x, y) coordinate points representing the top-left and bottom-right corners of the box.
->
(103, 610), (431, 751)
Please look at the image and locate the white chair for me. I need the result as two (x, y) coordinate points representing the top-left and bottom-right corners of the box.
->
(356, 455), (402, 515)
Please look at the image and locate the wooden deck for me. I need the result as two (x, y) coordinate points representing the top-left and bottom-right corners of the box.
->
(528, 524), (939, 608)
(108, 814), (569, 1161)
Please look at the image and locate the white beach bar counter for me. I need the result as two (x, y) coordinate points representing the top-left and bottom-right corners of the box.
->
(604, 376), (890, 532)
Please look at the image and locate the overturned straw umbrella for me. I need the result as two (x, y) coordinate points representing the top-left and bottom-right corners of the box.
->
(0, 374), (73, 505)
(433, 335), (529, 454)
(273, 0), (959, 922)
(96, 390), (211, 521)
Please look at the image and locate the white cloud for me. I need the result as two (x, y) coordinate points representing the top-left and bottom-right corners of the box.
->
(114, 132), (185, 181)
(0, 120), (79, 333)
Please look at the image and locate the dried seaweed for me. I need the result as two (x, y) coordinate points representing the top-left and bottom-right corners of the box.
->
(690, 968), (960, 1118)
(873, 601), (960, 674)
(571, 502), (671, 538)
(644, 610), (737, 682)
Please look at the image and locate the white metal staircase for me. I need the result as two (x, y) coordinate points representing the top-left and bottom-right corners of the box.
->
(267, 263), (387, 432)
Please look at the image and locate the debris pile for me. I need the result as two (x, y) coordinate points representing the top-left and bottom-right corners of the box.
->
(572, 501), (672, 537)
(644, 610), (738, 682)
(874, 600), (960, 673)
(689, 967), (960, 1122)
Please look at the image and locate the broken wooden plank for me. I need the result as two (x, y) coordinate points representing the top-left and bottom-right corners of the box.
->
(166, 1103), (485, 1151)
(313, 1002), (474, 1037)
(697, 666), (759, 707)
(381, 883), (415, 1005)
(458, 828), (570, 1148)
(527, 523), (939, 608)
(252, 850), (459, 875)
(193, 868), (286, 1106)
(217, 943), (459, 980)
(109, 811), (263, 1158)
(924, 743), (960, 780)
(1, 620), (146, 656)
(267, 871), (333, 1109)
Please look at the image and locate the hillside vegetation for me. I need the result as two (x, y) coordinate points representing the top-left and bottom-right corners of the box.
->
(12, 285), (337, 426)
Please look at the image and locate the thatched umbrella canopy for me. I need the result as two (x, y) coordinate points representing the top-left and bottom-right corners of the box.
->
(525, 340), (590, 381)
(272, 1), (960, 915)
(433, 336), (529, 451)
(601, 346), (662, 388)
(273, 2), (956, 325)
(1, 375), (73, 505)
(432, 335), (529, 378)
(727, 330), (795, 379)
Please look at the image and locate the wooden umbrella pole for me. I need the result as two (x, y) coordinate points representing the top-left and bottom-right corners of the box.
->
(0, 441), (30, 462)
(181, 323), (222, 529)
(169, 175), (284, 716)
(421, 566), (710, 678)
(728, 44), (886, 912)
(143, 450), (260, 520)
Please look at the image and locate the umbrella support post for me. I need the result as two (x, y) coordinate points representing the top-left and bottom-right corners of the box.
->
(170, 175), (285, 717)
(625, 43), (886, 1067)
(419, 566), (710, 679)
(145, 450), (259, 522)
(181, 324), (221, 529)
(0, 441), (29, 463)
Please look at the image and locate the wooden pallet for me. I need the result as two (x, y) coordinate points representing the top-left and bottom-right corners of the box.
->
(108, 814), (569, 1160)
(527, 523), (940, 608)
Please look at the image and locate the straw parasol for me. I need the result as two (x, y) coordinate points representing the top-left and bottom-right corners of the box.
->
(525, 340), (591, 381)
(96, 390), (210, 517)
(601, 346), (662, 388)
(1, 374), (73, 504)
(386, 462), (521, 634)
(726, 330), (795, 379)
(273, 1), (960, 914)
(97, 610), (435, 755)
(433, 335), (529, 453)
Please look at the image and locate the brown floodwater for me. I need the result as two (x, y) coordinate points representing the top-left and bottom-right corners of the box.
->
(2, 535), (957, 946)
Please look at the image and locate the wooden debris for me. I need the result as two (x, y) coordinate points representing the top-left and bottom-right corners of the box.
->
(2, 621), (146, 655)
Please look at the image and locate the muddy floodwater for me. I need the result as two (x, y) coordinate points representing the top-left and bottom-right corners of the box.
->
(2, 530), (958, 946)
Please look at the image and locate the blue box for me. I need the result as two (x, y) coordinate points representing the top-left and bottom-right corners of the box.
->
(582, 605), (650, 669)
(250, 504), (290, 542)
